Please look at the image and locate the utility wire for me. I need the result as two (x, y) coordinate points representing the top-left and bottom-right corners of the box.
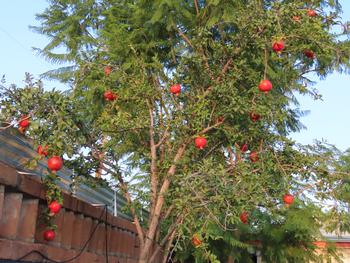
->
(0, 26), (32, 52)
(17, 205), (114, 263)
(105, 204), (109, 263)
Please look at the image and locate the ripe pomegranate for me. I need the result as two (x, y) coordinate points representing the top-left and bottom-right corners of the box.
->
(272, 40), (285, 53)
(283, 193), (294, 206)
(19, 118), (30, 128)
(307, 9), (317, 17)
(304, 49), (315, 59)
(195, 136), (207, 150)
(240, 143), (248, 153)
(217, 116), (225, 122)
(48, 156), (63, 172)
(249, 112), (261, 122)
(192, 234), (202, 247)
(48, 200), (62, 214)
(258, 79), (272, 94)
(37, 145), (49, 157)
(104, 66), (112, 77)
(292, 15), (301, 22)
(249, 151), (259, 163)
(170, 84), (181, 96)
(240, 212), (249, 224)
(43, 229), (55, 241)
(104, 90), (118, 101)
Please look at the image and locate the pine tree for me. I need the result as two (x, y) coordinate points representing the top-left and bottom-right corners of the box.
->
(1, 1), (350, 262)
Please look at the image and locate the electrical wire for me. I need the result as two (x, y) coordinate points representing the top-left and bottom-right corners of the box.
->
(105, 204), (109, 263)
(17, 205), (112, 263)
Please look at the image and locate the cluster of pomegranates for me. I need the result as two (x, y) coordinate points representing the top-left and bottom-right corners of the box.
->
(35, 144), (63, 241)
(259, 9), (317, 96)
(238, 194), (295, 225)
(103, 66), (119, 102)
(43, 200), (62, 241)
(17, 115), (64, 241)
(18, 116), (64, 173)
(191, 192), (293, 247)
(37, 145), (64, 173)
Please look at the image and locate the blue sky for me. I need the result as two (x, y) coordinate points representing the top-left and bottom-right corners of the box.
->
(0, 1), (350, 150)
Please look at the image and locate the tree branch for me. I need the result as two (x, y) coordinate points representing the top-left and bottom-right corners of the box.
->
(155, 129), (169, 148)
(140, 142), (188, 260)
(0, 121), (13, 131)
(95, 136), (108, 178)
(194, 0), (199, 15)
(149, 215), (183, 262)
(203, 50), (239, 96)
(161, 229), (177, 263)
(100, 163), (145, 246)
(147, 101), (159, 221)
(199, 118), (225, 135)
(177, 28), (193, 48)
(215, 58), (233, 83)
(162, 204), (174, 221)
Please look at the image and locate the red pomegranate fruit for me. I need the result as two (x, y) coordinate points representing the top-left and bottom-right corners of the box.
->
(37, 145), (49, 157)
(249, 112), (261, 122)
(272, 40), (285, 53)
(249, 151), (259, 163)
(104, 66), (112, 77)
(283, 193), (294, 206)
(48, 200), (62, 214)
(192, 234), (202, 247)
(258, 79), (272, 94)
(104, 90), (118, 101)
(240, 212), (249, 224)
(170, 84), (181, 96)
(292, 16), (301, 22)
(307, 9), (317, 17)
(48, 156), (63, 172)
(195, 136), (207, 150)
(43, 229), (55, 241)
(304, 49), (315, 59)
(240, 144), (248, 153)
(19, 118), (30, 128)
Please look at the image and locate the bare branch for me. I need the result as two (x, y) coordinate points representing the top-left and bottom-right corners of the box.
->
(0, 121), (13, 131)
(149, 215), (183, 262)
(199, 118), (225, 135)
(161, 230), (177, 263)
(203, 140), (223, 158)
(140, 142), (188, 259)
(147, 101), (159, 220)
(155, 129), (169, 148)
(162, 204), (174, 221)
(100, 164), (145, 246)
(194, 0), (199, 15)
(215, 58), (233, 83)
(177, 28), (193, 48)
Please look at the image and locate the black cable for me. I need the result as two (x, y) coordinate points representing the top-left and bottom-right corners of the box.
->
(17, 205), (108, 263)
(105, 204), (109, 263)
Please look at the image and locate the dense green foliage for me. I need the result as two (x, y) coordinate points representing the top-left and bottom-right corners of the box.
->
(1, 0), (350, 262)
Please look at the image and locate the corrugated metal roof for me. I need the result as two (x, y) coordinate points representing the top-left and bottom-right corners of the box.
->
(321, 230), (350, 242)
